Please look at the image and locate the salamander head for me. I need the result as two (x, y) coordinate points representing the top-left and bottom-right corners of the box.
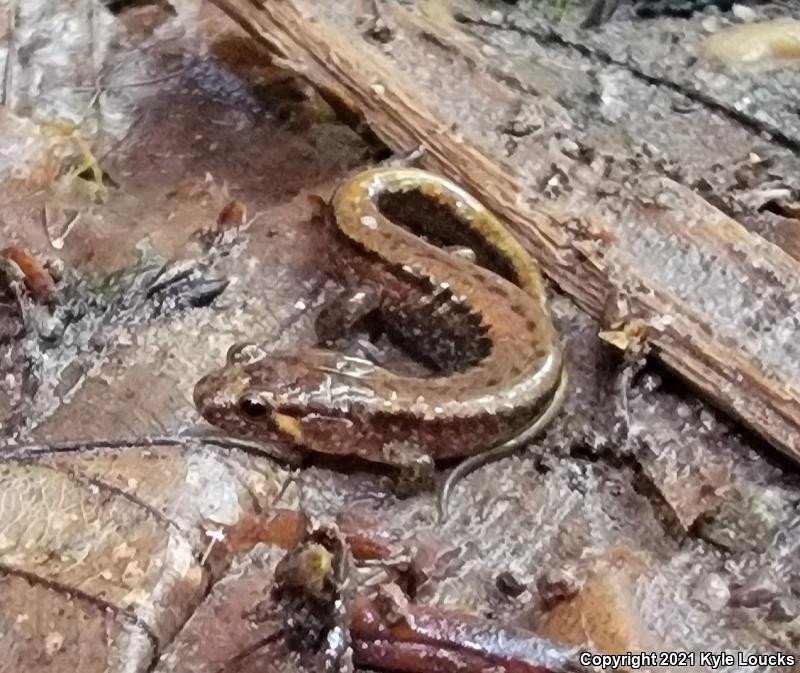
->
(193, 342), (375, 446)
(194, 342), (312, 442)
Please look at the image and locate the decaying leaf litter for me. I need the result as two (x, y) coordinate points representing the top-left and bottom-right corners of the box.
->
(0, 1), (799, 672)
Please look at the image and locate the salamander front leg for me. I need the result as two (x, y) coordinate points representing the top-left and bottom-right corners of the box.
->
(381, 441), (436, 498)
(581, 0), (621, 26)
(442, 245), (477, 263)
(315, 282), (383, 344)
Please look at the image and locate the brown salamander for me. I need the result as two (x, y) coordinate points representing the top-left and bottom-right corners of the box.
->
(194, 167), (566, 519)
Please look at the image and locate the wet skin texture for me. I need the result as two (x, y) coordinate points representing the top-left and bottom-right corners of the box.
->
(194, 167), (564, 474)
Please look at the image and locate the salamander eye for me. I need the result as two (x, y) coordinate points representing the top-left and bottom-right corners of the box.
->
(227, 342), (268, 366)
(239, 395), (269, 419)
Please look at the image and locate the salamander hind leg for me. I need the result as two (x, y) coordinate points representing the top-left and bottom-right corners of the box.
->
(315, 282), (383, 344)
(381, 441), (436, 498)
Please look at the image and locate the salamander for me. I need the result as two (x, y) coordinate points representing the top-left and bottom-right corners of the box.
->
(194, 167), (566, 518)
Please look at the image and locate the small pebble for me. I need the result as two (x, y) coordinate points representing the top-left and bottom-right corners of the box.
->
(89, 333), (107, 352)
(732, 4), (757, 23)
(496, 571), (527, 598)
(767, 596), (799, 622)
(36, 312), (63, 343)
(536, 572), (578, 609)
(692, 573), (730, 611)
(44, 258), (65, 282)
(730, 571), (782, 608)
(697, 484), (790, 552)
(702, 16), (722, 33)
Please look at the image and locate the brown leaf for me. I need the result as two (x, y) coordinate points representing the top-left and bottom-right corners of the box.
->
(217, 199), (247, 229)
(1, 246), (57, 305)
(224, 510), (309, 553)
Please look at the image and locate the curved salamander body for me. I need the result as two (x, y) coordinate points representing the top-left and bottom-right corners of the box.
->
(194, 168), (564, 478)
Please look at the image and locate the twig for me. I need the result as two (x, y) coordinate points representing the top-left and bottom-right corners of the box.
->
(611, 354), (648, 455)
(215, 631), (284, 673)
(2, 0), (17, 107)
(50, 210), (82, 250)
(71, 68), (187, 92)
(88, 0), (100, 93)
(350, 594), (583, 673)
(81, 86), (103, 120)
(94, 110), (145, 165)
(78, 0), (105, 144)
(2, 432), (304, 466)
(270, 467), (300, 507)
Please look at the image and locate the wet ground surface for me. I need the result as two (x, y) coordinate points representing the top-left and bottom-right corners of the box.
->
(0, 1), (799, 672)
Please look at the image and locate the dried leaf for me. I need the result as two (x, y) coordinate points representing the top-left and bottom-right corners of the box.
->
(1, 246), (57, 305)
